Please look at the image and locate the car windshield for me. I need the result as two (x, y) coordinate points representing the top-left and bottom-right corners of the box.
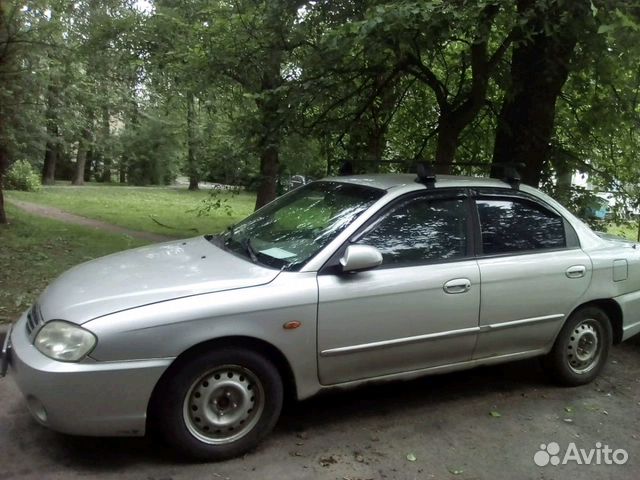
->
(223, 181), (385, 270)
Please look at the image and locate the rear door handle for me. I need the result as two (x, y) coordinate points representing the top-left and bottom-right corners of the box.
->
(443, 278), (471, 294)
(566, 265), (586, 279)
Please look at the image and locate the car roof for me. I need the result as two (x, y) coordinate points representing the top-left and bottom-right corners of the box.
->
(320, 173), (514, 191)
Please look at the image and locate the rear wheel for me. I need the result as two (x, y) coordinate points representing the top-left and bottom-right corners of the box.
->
(151, 348), (283, 461)
(543, 306), (612, 386)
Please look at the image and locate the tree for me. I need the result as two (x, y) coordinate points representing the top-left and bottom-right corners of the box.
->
(196, 0), (310, 208)
(0, 0), (9, 223)
(491, 0), (592, 186)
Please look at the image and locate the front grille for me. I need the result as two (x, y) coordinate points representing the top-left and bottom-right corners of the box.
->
(26, 304), (44, 336)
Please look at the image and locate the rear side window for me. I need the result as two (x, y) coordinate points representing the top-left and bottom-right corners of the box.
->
(477, 198), (566, 255)
(357, 196), (468, 267)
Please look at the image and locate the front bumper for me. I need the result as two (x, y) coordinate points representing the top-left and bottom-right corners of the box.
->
(4, 311), (173, 436)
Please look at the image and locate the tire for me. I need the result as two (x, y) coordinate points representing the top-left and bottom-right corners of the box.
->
(542, 306), (612, 386)
(150, 347), (283, 461)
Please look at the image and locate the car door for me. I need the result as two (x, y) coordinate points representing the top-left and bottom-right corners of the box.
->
(316, 190), (481, 385)
(472, 190), (592, 360)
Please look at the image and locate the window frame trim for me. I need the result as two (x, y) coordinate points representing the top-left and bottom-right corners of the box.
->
(319, 188), (476, 273)
(471, 187), (581, 259)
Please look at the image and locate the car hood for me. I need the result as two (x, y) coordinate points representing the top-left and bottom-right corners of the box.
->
(37, 236), (280, 324)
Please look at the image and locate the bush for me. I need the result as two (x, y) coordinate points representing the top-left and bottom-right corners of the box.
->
(4, 160), (41, 192)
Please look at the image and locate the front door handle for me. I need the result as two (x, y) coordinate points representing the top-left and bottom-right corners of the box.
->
(566, 265), (586, 279)
(443, 278), (471, 294)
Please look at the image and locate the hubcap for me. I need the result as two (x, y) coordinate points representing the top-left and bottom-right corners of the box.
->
(567, 319), (601, 374)
(183, 365), (264, 445)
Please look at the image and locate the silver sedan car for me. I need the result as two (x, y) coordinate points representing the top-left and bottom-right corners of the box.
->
(2, 173), (640, 460)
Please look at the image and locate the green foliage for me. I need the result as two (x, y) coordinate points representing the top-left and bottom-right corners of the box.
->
(4, 160), (42, 192)
(192, 188), (241, 218)
(2, 0), (640, 221)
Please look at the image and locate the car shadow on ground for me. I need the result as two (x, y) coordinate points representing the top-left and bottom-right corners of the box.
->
(7, 334), (640, 473)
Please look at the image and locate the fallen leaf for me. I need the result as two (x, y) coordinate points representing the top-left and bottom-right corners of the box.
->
(406, 453), (417, 462)
(319, 455), (338, 467)
(448, 467), (464, 475)
(490, 411), (501, 417)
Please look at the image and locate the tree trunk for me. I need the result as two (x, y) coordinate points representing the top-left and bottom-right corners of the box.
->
(255, 145), (279, 210)
(434, 120), (461, 175)
(346, 118), (387, 174)
(365, 131), (385, 172)
(0, 183), (5, 224)
(42, 137), (58, 185)
(253, 59), (283, 210)
(186, 92), (199, 191)
(42, 88), (59, 185)
(41, 41), (61, 185)
(0, 136), (7, 224)
(491, 0), (588, 186)
(72, 141), (87, 185)
(84, 148), (93, 182)
(72, 126), (91, 185)
(0, 0), (8, 223)
(99, 105), (111, 182)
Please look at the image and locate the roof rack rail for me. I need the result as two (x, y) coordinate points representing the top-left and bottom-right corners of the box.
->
(415, 162), (436, 189)
(490, 162), (524, 190)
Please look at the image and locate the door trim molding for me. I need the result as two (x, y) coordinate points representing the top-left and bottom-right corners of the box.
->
(478, 313), (564, 333)
(319, 313), (565, 357)
(320, 326), (480, 357)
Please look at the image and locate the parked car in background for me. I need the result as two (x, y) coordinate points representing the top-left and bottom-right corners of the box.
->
(3, 172), (640, 461)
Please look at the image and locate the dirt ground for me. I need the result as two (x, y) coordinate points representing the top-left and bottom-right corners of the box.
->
(1, 330), (639, 480)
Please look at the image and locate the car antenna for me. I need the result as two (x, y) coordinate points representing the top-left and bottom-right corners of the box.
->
(490, 162), (523, 190)
(415, 162), (436, 189)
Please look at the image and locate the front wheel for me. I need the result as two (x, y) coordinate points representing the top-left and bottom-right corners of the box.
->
(542, 306), (612, 386)
(151, 348), (283, 461)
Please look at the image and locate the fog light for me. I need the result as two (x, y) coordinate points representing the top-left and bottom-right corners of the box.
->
(26, 395), (47, 424)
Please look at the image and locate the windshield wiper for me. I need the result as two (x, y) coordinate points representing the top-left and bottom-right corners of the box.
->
(241, 237), (259, 263)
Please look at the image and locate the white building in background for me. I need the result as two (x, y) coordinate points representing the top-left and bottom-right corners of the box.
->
(572, 171), (592, 190)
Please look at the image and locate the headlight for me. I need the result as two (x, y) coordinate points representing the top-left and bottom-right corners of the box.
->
(34, 321), (97, 362)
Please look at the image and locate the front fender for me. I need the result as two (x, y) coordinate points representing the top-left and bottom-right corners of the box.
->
(85, 272), (320, 399)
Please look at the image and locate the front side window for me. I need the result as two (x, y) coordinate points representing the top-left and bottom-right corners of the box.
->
(477, 197), (566, 255)
(224, 181), (384, 270)
(356, 196), (468, 267)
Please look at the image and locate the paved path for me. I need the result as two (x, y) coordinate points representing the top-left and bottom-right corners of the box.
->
(7, 198), (174, 243)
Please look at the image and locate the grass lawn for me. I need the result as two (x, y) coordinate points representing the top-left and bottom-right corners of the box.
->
(6, 184), (256, 238)
(605, 222), (639, 241)
(0, 204), (149, 323)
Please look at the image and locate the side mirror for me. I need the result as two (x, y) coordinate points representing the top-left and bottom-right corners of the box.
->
(339, 244), (383, 273)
